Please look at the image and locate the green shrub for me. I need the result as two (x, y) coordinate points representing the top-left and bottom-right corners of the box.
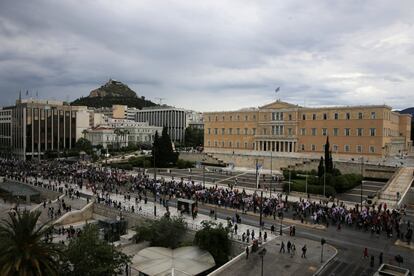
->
(176, 159), (194, 169)
(333, 174), (362, 192)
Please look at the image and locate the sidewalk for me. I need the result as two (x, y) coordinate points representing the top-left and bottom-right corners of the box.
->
(214, 236), (337, 276)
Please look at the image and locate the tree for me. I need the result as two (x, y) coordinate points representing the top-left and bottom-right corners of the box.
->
(184, 127), (204, 148)
(0, 210), (63, 276)
(61, 224), (130, 276)
(193, 221), (231, 266)
(317, 156), (324, 178)
(135, 216), (187, 248)
(75, 138), (93, 154)
(324, 136), (333, 173)
(153, 127), (178, 167)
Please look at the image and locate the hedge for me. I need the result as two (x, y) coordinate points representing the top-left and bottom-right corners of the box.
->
(283, 182), (336, 197)
(333, 174), (363, 193)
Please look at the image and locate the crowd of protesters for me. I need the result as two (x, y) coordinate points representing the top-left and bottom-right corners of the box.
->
(0, 158), (412, 244)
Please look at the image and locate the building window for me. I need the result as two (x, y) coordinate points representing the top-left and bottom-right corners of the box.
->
(208, 141), (211, 146)
(252, 128), (256, 135)
(312, 114), (316, 120)
(237, 128), (240, 135)
(244, 128), (248, 135)
(263, 128), (267, 135)
(311, 144), (316, 151)
(208, 128), (211, 135)
(229, 128), (233, 135)
(369, 145), (375, 153)
(312, 128), (317, 136)
(245, 115), (248, 121)
(323, 113), (327, 120)
(357, 128), (363, 136)
(288, 128), (292, 135)
(322, 128), (328, 136)
(333, 144), (338, 152)
(344, 128), (350, 136)
(346, 113), (350, 120)
(229, 141), (232, 147)
(236, 141), (240, 148)
(208, 116), (211, 122)
(301, 128), (306, 135)
(222, 141), (225, 147)
(230, 116), (233, 121)
(371, 112), (376, 119)
(358, 112), (363, 119)
(237, 115), (240, 121)
(344, 145), (350, 152)
(244, 142), (248, 148)
(302, 114), (306, 120)
(215, 116), (218, 121)
(253, 115), (256, 120)
(288, 114), (292, 121)
(221, 128), (225, 135)
(333, 128), (339, 136)
(334, 113), (339, 120)
(301, 144), (305, 151)
(370, 128), (376, 136)
(214, 141), (218, 147)
(214, 128), (218, 135)
(357, 145), (363, 153)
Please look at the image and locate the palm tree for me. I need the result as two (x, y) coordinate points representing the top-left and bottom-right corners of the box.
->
(0, 210), (63, 276)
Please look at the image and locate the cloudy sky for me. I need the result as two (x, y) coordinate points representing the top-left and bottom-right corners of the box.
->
(0, 0), (413, 111)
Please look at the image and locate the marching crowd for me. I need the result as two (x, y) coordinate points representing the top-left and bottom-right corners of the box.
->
(0, 158), (412, 245)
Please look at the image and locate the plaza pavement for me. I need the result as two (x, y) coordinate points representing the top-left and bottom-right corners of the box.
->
(214, 235), (336, 276)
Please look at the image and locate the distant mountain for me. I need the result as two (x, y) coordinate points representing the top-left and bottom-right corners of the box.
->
(71, 79), (158, 109)
(399, 107), (414, 116)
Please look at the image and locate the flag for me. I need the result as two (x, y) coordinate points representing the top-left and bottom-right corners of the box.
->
(275, 87), (280, 93)
(26, 90), (29, 96)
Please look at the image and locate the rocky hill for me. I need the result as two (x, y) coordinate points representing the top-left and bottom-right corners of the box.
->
(71, 79), (157, 109)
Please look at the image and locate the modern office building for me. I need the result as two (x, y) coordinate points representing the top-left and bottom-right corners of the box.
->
(133, 106), (188, 143)
(204, 100), (412, 159)
(0, 108), (12, 157)
(0, 98), (89, 160)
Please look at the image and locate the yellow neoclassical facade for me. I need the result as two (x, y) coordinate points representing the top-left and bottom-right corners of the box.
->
(204, 101), (412, 159)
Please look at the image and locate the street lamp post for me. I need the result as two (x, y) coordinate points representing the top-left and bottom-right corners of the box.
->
(305, 174), (308, 195)
(289, 169), (291, 194)
(270, 151), (272, 197)
(323, 165), (326, 198)
(259, 190), (263, 229)
(360, 156), (364, 207)
(202, 164), (205, 187)
(153, 149), (156, 181)
(258, 248), (267, 276)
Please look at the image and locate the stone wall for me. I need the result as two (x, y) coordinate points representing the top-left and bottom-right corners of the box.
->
(179, 152), (222, 165)
(93, 204), (148, 228)
(54, 202), (94, 226)
(208, 153), (396, 179)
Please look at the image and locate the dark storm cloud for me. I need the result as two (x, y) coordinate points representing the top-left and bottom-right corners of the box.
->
(0, 0), (413, 111)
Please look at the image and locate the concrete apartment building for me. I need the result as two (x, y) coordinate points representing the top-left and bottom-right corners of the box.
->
(204, 100), (412, 160)
(0, 98), (89, 160)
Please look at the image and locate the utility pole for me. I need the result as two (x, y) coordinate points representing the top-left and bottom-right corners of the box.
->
(258, 248), (266, 276)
